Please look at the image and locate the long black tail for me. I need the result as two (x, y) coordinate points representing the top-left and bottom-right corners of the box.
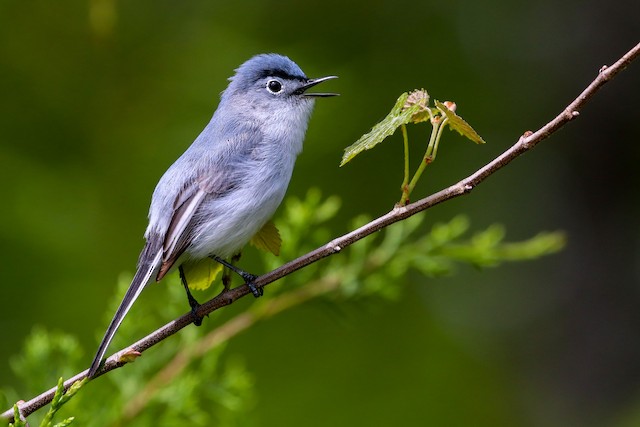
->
(87, 249), (162, 378)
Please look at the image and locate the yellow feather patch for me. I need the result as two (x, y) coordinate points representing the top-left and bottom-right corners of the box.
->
(182, 258), (224, 291)
(250, 220), (282, 256)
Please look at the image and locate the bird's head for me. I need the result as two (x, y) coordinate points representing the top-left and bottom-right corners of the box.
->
(222, 54), (338, 109)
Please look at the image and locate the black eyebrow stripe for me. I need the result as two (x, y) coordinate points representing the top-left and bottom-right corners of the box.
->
(257, 69), (305, 81)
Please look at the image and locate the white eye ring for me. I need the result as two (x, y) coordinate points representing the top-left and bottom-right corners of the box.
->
(266, 79), (283, 94)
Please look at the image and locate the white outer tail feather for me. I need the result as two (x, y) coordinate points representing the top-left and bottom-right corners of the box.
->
(87, 250), (163, 377)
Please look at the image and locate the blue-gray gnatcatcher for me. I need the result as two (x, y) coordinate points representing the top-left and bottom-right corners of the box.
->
(88, 54), (337, 378)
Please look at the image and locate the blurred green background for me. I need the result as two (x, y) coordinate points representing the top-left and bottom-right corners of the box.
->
(1, 0), (639, 425)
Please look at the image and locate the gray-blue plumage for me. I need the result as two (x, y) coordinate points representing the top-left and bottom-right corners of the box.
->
(88, 54), (337, 377)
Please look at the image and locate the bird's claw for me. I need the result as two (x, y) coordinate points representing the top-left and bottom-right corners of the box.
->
(246, 278), (263, 298)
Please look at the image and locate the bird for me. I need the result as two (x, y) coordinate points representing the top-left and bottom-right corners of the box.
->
(87, 53), (338, 378)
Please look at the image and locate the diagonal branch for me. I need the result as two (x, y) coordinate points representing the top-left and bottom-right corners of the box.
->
(3, 41), (639, 423)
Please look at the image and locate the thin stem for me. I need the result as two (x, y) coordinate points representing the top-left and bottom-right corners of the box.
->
(399, 124), (410, 205)
(430, 117), (449, 162)
(405, 116), (441, 197)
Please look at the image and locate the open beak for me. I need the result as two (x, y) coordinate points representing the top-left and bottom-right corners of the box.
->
(296, 75), (339, 97)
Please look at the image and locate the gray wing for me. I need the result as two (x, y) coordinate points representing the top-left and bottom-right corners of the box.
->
(155, 171), (241, 280)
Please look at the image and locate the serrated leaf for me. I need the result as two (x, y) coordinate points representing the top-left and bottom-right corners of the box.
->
(182, 258), (223, 291)
(435, 100), (485, 144)
(340, 93), (422, 166)
(250, 220), (281, 256)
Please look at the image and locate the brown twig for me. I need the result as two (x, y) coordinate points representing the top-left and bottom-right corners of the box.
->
(2, 41), (639, 424)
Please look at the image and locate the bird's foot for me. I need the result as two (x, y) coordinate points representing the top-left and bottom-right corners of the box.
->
(187, 296), (204, 326)
(244, 275), (262, 298)
(210, 255), (263, 298)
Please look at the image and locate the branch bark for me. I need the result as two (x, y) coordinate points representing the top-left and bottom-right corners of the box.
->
(3, 41), (639, 423)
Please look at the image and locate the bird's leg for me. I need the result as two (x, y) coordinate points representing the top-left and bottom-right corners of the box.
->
(231, 251), (243, 264)
(179, 265), (203, 326)
(221, 252), (243, 290)
(221, 267), (232, 291)
(210, 254), (262, 298)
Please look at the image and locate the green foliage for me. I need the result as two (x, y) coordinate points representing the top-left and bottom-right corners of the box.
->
(320, 213), (565, 300)
(9, 378), (85, 427)
(38, 378), (86, 427)
(341, 89), (486, 206)
(440, 223), (566, 266)
(9, 328), (83, 396)
(434, 100), (485, 145)
(8, 406), (23, 427)
(340, 92), (423, 166)
(1, 187), (565, 426)
(261, 188), (342, 288)
(340, 90), (485, 168)
(81, 280), (257, 426)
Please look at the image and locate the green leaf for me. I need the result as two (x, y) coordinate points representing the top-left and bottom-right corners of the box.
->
(340, 93), (422, 166)
(40, 378), (86, 427)
(435, 100), (485, 144)
(250, 220), (282, 256)
(182, 258), (224, 291)
(10, 404), (26, 427)
(497, 231), (567, 261)
(52, 418), (75, 427)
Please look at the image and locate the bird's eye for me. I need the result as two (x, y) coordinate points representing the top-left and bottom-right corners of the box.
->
(266, 79), (283, 94)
